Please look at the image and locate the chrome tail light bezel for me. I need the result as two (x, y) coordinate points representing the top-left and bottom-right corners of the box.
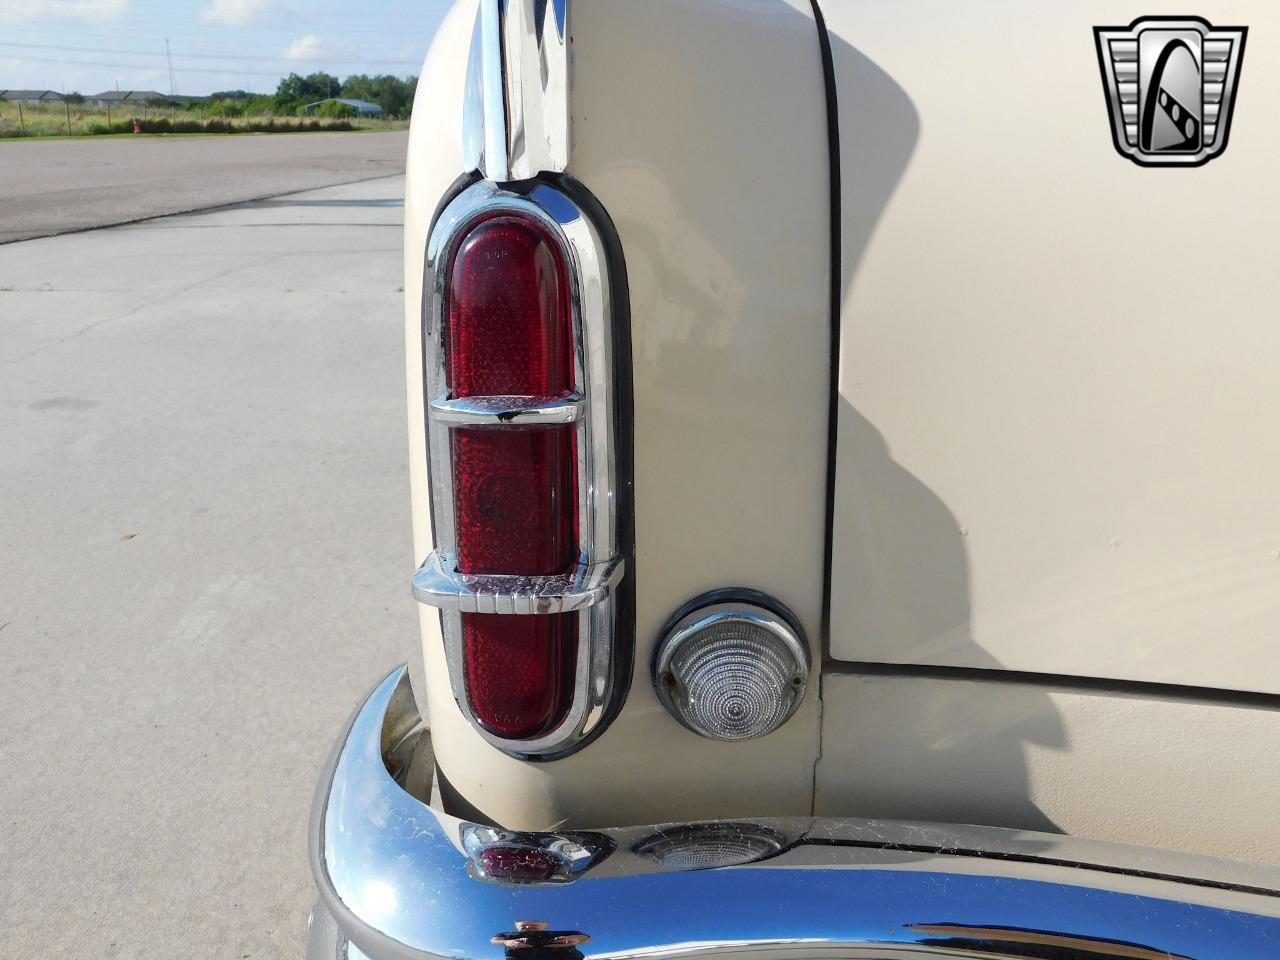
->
(413, 177), (631, 760)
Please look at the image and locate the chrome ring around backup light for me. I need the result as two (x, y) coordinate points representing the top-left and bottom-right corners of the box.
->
(654, 600), (811, 741)
(311, 668), (1280, 960)
(417, 179), (623, 759)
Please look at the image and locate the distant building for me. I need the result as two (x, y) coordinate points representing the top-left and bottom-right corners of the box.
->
(304, 97), (383, 117)
(86, 90), (169, 107)
(0, 90), (64, 105)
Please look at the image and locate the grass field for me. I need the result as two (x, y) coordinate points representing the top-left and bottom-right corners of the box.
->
(0, 101), (407, 138)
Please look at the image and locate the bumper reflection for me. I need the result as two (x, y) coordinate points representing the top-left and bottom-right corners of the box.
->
(493, 920), (590, 960)
(908, 923), (1193, 960)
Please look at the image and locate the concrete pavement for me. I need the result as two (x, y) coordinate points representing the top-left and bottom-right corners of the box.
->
(0, 131), (408, 243)
(0, 176), (420, 958)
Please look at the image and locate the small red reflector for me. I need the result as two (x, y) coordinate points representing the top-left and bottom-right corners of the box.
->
(446, 211), (579, 743)
(477, 845), (560, 882)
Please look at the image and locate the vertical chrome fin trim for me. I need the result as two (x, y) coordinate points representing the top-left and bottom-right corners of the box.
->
(463, 0), (571, 181)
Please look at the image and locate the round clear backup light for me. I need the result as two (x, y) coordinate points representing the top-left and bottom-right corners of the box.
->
(653, 595), (809, 742)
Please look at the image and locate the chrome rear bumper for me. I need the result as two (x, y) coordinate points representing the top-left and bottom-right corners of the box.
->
(310, 668), (1280, 960)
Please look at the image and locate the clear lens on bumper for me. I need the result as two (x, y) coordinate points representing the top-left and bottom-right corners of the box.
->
(634, 823), (787, 870)
(654, 599), (809, 741)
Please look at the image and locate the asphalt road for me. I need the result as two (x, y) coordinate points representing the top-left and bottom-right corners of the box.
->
(1, 175), (420, 958)
(0, 131), (409, 243)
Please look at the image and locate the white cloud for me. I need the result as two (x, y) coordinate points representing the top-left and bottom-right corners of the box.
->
(0, 0), (128, 25)
(284, 34), (323, 61)
(198, 0), (267, 27)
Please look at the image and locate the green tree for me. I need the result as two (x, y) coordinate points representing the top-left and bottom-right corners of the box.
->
(274, 72), (340, 113)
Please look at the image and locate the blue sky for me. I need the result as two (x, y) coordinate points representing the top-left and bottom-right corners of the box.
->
(0, 0), (454, 96)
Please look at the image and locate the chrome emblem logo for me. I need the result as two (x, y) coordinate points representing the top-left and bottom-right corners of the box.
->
(1095, 16), (1247, 166)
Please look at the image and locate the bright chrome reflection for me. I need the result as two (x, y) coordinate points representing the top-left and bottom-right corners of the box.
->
(493, 920), (590, 953)
(904, 923), (1194, 960)
(462, 0), (571, 181)
(311, 668), (1280, 960)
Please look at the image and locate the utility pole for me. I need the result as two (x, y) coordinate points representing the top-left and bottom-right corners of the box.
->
(17, 100), (26, 136)
(62, 82), (71, 135)
(165, 36), (178, 98)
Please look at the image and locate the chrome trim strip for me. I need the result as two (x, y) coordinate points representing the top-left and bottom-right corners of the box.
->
(479, 0), (508, 179)
(311, 669), (1280, 960)
(412, 552), (622, 614)
(428, 392), (585, 426)
(462, 0), (571, 181)
(419, 179), (621, 758)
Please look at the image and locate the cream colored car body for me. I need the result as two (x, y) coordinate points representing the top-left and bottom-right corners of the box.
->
(406, 0), (1279, 862)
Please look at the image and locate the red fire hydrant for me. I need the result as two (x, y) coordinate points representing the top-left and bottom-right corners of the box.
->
(132, 119), (141, 134)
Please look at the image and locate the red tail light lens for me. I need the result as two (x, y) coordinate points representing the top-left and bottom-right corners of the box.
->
(447, 216), (573, 397)
(451, 427), (576, 575)
(446, 213), (578, 740)
(463, 612), (576, 739)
